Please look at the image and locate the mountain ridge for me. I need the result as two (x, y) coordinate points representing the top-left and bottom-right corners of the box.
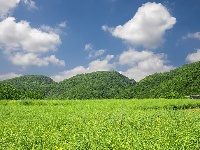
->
(0, 61), (200, 99)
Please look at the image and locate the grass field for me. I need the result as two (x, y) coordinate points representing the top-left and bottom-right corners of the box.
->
(0, 99), (200, 149)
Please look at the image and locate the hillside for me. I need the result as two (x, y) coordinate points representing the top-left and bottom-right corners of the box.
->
(1, 61), (200, 100)
(47, 71), (136, 99)
(0, 75), (55, 95)
(118, 61), (200, 99)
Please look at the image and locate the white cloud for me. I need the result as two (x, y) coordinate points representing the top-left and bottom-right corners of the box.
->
(119, 49), (174, 81)
(51, 55), (115, 82)
(0, 17), (61, 53)
(0, 17), (64, 67)
(22, 0), (37, 10)
(41, 21), (67, 34)
(186, 49), (200, 63)
(9, 53), (65, 66)
(88, 49), (106, 58)
(59, 21), (67, 28)
(88, 55), (114, 71)
(0, 0), (37, 19)
(84, 43), (93, 51)
(0, 72), (22, 81)
(182, 32), (200, 40)
(51, 48), (174, 82)
(84, 43), (106, 58)
(45, 55), (65, 66)
(103, 2), (176, 49)
(119, 49), (161, 65)
(0, 0), (20, 19)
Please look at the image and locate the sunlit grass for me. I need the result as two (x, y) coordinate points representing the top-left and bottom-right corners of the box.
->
(0, 99), (199, 149)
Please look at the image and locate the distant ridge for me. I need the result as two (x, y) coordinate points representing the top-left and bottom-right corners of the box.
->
(118, 61), (200, 99)
(46, 71), (136, 99)
(0, 75), (55, 95)
(1, 61), (200, 99)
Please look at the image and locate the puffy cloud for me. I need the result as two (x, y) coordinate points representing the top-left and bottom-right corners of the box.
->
(51, 55), (115, 82)
(119, 49), (160, 65)
(41, 21), (67, 34)
(0, 0), (37, 19)
(0, 17), (61, 53)
(84, 43), (106, 58)
(182, 32), (200, 40)
(22, 0), (37, 10)
(51, 48), (174, 82)
(103, 2), (176, 49)
(0, 72), (22, 81)
(0, 0), (20, 19)
(0, 17), (64, 67)
(84, 43), (93, 51)
(10, 53), (65, 66)
(59, 21), (67, 28)
(186, 49), (200, 63)
(88, 49), (106, 58)
(88, 55), (114, 71)
(119, 49), (174, 81)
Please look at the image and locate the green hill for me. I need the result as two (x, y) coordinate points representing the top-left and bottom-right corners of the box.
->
(47, 71), (136, 99)
(1, 61), (200, 100)
(118, 61), (200, 99)
(0, 75), (55, 96)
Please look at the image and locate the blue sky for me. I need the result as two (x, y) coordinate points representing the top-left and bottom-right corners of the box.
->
(0, 0), (200, 82)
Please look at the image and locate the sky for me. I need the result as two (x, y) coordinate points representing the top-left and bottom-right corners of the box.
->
(0, 0), (200, 82)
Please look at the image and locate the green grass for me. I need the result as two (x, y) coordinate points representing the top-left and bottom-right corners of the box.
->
(0, 99), (200, 149)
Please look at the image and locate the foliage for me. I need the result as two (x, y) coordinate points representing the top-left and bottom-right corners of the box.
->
(0, 75), (55, 96)
(0, 75), (56, 99)
(0, 83), (44, 100)
(1, 61), (200, 99)
(47, 71), (136, 99)
(0, 99), (199, 149)
(118, 61), (200, 99)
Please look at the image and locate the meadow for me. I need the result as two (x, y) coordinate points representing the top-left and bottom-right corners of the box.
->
(0, 99), (199, 149)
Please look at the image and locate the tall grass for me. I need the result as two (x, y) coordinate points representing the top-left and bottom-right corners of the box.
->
(0, 99), (199, 149)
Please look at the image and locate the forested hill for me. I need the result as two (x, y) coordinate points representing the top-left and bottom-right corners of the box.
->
(0, 75), (55, 95)
(118, 61), (200, 99)
(1, 61), (200, 100)
(46, 71), (136, 99)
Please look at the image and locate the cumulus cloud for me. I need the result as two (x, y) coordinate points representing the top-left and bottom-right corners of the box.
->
(22, 0), (37, 10)
(90, 49), (106, 58)
(119, 49), (174, 81)
(186, 49), (200, 63)
(10, 53), (65, 66)
(182, 32), (200, 40)
(0, 72), (22, 81)
(41, 21), (67, 34)
(51, 55), (115, 82)
(0, 0), (37, 19)
(59, 21), (67, 28)
(84, 43), (106, 58)
(52, 48), (174, 82)
(103, 2), (176, 49)
(0, 0), (20, 19)
(0, 17), (61, 52)
(84, 43), (93, 51)
(0, 17), (64, 67)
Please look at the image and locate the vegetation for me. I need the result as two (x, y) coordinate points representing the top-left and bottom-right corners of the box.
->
(118, 61), (200, 99)
(0, 99), (199, 149)
(0, 75), (55, 99)
(1, 75), (55, 90)
(0, 61), (200, 99)
(0, 84), (44, 100)
(47, 71), (136, 99)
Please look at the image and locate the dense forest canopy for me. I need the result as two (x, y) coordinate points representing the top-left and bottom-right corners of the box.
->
(118, 61), (200, 99)
(46, 71), (136, 99)
(0, 61), (200, 100)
